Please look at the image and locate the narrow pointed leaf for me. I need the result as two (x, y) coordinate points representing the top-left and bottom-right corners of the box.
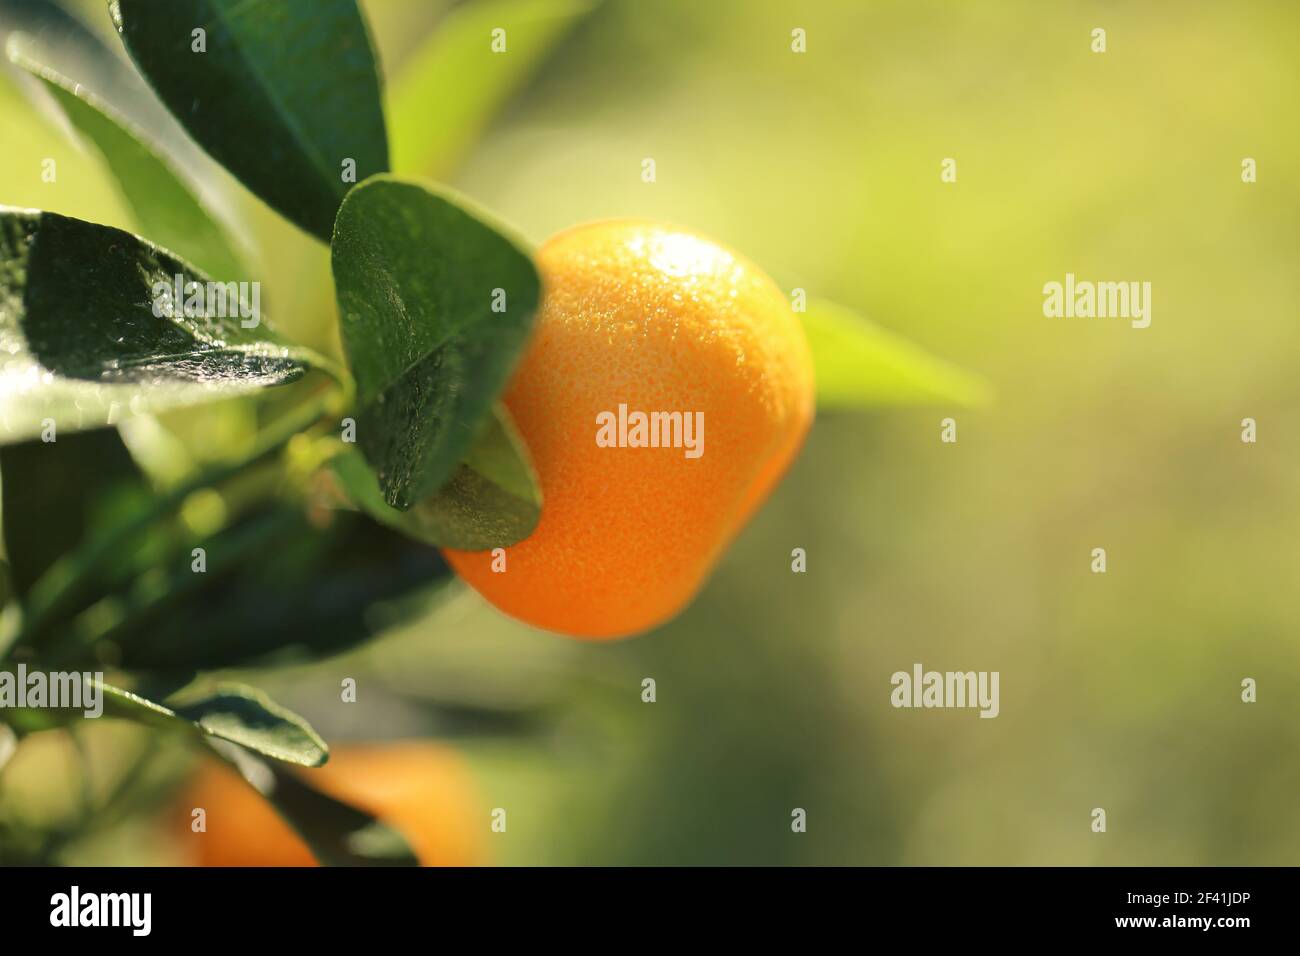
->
(390, 0), (597, 178)
(57, 679), (329, 767)
(331, 176), (540, 509)
(8, 39), (244, 280)
(110, 0), (388, 242)
(802, 298), (992, 409)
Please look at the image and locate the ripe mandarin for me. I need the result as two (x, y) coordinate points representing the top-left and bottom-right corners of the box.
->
(175, 742), (483, 866)
(443, 220), (814, 638)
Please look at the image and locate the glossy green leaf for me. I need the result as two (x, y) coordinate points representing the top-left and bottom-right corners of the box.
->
(8, 39), (244, 280)
(802, 298), (992, 409)
(170, 685), (327, 767)
(93, 680), (178, 730)
(331, 176), (540, 509)
(110, 0), (389, 242)
(0, 208), (324, 444)
(88, 679), (328, 767)
(390, 0), (597, 178)
(212, 742), (419, 866)
(19, 676), (330, 764)
(333, 403), (541, 550)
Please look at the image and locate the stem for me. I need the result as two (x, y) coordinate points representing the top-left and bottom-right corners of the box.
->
(0, 723), (17, 779)
(68, 726), (94, 820)
(5, 389), (340, 658)
(66, 737), (162, 841)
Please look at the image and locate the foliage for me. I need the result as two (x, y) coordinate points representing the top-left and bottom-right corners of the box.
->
(0, 0), (984, 865)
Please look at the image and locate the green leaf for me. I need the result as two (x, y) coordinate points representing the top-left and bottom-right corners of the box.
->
(389, 0), (597, 178)
(0, 426), (142, 601)
(331, 175), (540, 509)
(93, 680), (186, 727)
(0, 207), (324, 444)
(212, 742), (419, 866)
(2, 675), (329, 767)
(170, 685), (328, 767)
(96, 680), (328, 767)
(113, 506), (454, 670)
(110, 0), (389, 242)
(802, 298), (992, 409)
(7, 38), (244, 280)
(333, 403), (541, 550)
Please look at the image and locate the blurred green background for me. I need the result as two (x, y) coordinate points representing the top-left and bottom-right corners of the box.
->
(2, 0), (1298, 865)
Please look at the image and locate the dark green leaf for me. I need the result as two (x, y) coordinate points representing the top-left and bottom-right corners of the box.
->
(389, 0), (597, 178)
(212, 742), (419, 866)
(114, 506), (452, 670)
(802, 298), (992, 409)
(0, 208), (324, 444)
(332, 404), (540, 550)
(331, 176), (540, 509)
(110, 0), (389, 242)
(0, 426), (141, 601)
(8, 39), (244, 280)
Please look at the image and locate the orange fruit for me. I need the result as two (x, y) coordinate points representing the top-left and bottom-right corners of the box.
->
(444, 220), (815, 638)
(174, 742), (483, 866)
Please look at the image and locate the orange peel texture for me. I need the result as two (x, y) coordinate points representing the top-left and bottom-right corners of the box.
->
(444, 220), (815, 639)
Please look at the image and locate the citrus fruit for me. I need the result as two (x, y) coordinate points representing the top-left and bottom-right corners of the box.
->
(174, 741), (482, 866)
(443, 220), (814, 638)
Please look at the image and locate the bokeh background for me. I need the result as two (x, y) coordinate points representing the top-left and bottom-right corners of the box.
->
(1, 0), (1298, 865)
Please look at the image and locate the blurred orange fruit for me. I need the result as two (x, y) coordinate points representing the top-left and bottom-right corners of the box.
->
(444, 220), (815, 638)
(175, 742), (483, 866)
